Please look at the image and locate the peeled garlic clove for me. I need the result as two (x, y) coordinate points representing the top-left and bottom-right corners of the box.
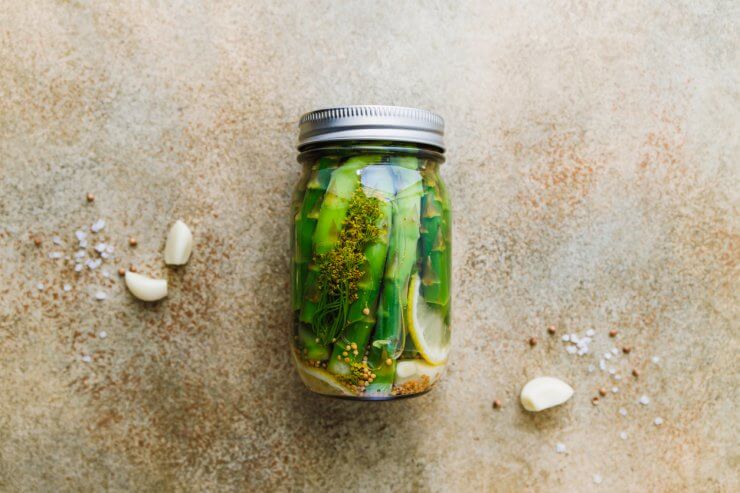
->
(164, 220), (193, 265)
(125, 271), (167, 301)
(394, 360), (445, 386)
(520, 376), (574, 412)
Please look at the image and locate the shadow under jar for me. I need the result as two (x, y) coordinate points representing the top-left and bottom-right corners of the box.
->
(291, 106), (451, 400)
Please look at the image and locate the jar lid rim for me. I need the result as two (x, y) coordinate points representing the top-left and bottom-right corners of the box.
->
(297, 105), (445, 152)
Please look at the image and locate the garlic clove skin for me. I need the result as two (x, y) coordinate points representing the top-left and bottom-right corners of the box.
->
(164, 220), (193, 265)
(125, 271), (167, 301)
(520, 376), (574, 412)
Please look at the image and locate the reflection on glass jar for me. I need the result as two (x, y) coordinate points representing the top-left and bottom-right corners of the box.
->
(291, 106), (451, 400)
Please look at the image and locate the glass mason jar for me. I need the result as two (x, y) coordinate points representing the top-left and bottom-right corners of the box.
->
(291, 106), (451, 400)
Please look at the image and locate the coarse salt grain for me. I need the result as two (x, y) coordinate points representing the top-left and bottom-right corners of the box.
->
(94, 243), (107, 253)
(593, 474), (602, 484)
(102, 270), (109, 278)
(611, 387), (619, 393)
(36, 283), (44, 291)
(101, 252), (109, 259)
(94, 291), (107, 300)
(654, 417), (663, 426)
(651, 356), (660, 364)
(562, 335), (570, 342)
(609, 368), (616, 375)
(619, 407), (628, 416)
(63, 284), (72, 292)
(91, 219), (106, 233)
(106, 245), (114, 253)
(81, 355), (92, 363)
(577, 348), (588, 355)
(599, 359), (606, 370)
(610, 347), (619, 355)
(615, 375), (622, 380)
(639, 395), (650, 405)
(604, 353), (612, 360)
(52, 236), (62, 245)
(587, 365), (595, 373)
(79, 240), (88, 248)
(75, 250), (86, 258)
(570, 335), (580, 344)
(566, 345), (577, 354)
(619, 431), (628, 440)
(49, 252), (62, 259)
(75, 264), (83, 272)
(75, 230), (87, 241)
(586, 329), (595, 336)
(99, 331), (107, 339)
(556, 443), (566, 453)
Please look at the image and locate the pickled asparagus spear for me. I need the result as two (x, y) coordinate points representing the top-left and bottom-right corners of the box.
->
(367, 165), (423, 393)
(292, 158), (335, 310)
(297, 325), (330, 361)
(300, 157), (367, 325)
(327, 166), (395, 374)
(419, 164), (451, 307)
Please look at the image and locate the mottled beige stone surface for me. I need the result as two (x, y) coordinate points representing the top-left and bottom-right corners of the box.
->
(0, 1), (738, 492)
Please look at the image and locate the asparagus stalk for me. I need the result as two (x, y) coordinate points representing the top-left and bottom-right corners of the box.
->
(297, 325), (330, 361)
(419, 163), (451, 307)
(327, 165), (395, 374)
(300, 156), (382, 326)
(367, 164), (423, 393)
(292, 158), (336, 310)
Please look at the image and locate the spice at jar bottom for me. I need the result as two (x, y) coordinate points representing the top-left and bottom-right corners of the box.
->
(290, 106), (451, 400)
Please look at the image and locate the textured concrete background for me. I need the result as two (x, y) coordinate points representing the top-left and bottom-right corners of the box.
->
(0, 1), (738, 491)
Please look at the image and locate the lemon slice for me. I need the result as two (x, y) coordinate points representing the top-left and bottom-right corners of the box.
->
(292, 351), (354, 396)
(406, 274), (450, 365)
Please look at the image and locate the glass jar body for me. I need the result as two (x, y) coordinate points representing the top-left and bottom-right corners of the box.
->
(291, 142), (452, 400)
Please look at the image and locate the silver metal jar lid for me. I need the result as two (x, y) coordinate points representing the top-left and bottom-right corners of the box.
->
(297, 105), (445, 152)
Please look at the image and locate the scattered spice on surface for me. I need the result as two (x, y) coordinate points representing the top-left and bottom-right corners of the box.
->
(385, 358), (392, 366)
(632, 369), (640, 378)
(493, 399), (502, 409)
(33, 237), (42, 247)
(86, 193), (95, 202)
(547, 325), (556, 335)
(599, 387), (607, 396)
(129, 237), (138, 247)
(118, 268), (126, 276)
(592, 397), (600, 405)
(528, 336), (537, 347)
(623, 346), (632, 354)
(609, 329), (618, 337)
(129, 265), (137, 272)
